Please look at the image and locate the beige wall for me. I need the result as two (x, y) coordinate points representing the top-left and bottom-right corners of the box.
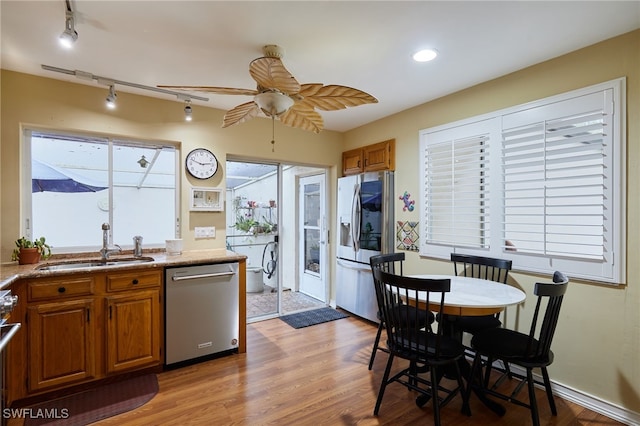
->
(345, 30), (640, 415)
(2, 29), (639, 417)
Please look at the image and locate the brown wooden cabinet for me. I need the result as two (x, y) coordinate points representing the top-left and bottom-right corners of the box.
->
(27, 298), (97, 392)
(8, 267), (163, 404)
(342, 139), (395, 175)
(106, 289), (160, 373)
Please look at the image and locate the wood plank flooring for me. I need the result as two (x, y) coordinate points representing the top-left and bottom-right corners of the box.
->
(16, 314), (624, 425)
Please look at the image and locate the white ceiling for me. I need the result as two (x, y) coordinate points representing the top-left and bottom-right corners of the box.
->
(2, 1), (639, 133)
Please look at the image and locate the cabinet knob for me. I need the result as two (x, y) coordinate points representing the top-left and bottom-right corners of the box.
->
(132, 279), (139, 285)
(58, 287), (66, 293)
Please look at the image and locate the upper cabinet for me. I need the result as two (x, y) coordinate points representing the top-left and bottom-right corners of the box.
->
(342, 139), (395, 176)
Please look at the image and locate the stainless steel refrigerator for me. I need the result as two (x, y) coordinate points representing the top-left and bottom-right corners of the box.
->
(336, 171), (394, 322)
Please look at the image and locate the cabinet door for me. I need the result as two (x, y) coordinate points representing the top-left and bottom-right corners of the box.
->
(342, 148), (364, 176)
(363, 139), (395, 171)
(28, 298), (96, 392)
(106, 290), (160, 373)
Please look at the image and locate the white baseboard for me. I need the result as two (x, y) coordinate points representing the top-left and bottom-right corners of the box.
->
(505, 364), (640, 425)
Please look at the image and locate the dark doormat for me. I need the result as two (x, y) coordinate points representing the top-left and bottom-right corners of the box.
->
(23, 374), (158, 426)
(280, 307), (349, 329)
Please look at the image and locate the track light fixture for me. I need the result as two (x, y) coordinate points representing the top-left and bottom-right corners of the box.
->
(105, 85), (117, 109)
(184, 99), (193, 121)
(41, 65), (210, 119)
(59, 0), (78, 49)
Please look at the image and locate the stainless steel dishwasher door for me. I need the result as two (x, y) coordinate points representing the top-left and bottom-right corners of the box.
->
(165, 262), (239, 366)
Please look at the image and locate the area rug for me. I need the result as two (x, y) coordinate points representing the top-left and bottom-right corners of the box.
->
(23, 374), (158, 426)
(279, 307), (348, 329)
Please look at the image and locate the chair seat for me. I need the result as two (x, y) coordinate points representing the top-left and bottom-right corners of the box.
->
(393, 303), (435, 324)
(471, 328), (553, 367)
(391, 332), (465, 362)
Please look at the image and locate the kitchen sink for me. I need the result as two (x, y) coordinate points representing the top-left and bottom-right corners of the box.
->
(36, 256), (155, 271)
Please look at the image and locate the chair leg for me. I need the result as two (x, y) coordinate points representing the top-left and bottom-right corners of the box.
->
(484, 356), (494, 388)
(540, 366), (557, 415)
(374, 353), (395, 415)
(455, 360), (471, 416)
(526, 368), (540, 426)
(368, 321), (384, 370)
(429, 365), (441, 426)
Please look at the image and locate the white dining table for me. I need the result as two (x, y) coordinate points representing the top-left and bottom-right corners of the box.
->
(409, 275), (526, 316)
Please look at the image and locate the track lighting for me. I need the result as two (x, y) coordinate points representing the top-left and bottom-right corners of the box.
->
(184, 100), (193, 121)
(59, 1), (78, 48)
(105, 85), (117, 109)
(41, 65), (210, 119)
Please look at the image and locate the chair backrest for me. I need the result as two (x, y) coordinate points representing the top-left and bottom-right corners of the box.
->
(451, 253), (512, 284)
(370, 252), (405, 276)
(525, 271), (569, 359)
(372, 267), (451, 361)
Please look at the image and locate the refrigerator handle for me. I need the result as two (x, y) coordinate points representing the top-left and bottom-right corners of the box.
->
(351, 183), (361, 251)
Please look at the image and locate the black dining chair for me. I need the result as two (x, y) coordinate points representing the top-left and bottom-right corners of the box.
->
(371, 267), (470, 425)
(466, 271), (569, 426)
(443, 254), (513, 346)
(368, 253), (434, 370)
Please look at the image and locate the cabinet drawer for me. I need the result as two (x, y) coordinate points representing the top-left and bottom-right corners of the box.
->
(107, 270), (161, 291)
(28, 277), (95, 302)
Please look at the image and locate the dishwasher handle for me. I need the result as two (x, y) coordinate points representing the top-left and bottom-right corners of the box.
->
(171, 271), (236, 282)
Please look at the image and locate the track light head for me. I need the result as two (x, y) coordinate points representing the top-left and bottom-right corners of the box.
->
(59, 10), (78, 48)
(106, 85), (117, 109)
(184, 100), (193, 121)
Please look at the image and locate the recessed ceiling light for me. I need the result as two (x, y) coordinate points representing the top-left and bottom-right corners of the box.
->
(413, 49), (438, 62)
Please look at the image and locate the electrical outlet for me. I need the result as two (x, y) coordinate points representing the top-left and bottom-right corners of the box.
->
(195, 226), (215, 239)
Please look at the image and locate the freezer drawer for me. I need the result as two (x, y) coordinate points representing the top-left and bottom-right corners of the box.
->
(336, 259), (378, 323)
(165, 262), (239, 366)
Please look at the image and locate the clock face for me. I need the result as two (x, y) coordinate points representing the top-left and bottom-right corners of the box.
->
(185, 148), (218, 179)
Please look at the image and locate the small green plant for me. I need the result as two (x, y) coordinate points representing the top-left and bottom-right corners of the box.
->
(232, 216), (259, 234)
(11, 236), (52, 261)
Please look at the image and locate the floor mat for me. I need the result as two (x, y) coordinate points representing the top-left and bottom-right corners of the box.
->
(279, 307), (349, 329)
(23, 374), (158, 426)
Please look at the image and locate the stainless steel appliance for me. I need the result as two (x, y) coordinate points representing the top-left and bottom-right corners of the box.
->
(165, 263), (239, 366)
(0, 289), (20, 425)
(336, 171), (394, 322)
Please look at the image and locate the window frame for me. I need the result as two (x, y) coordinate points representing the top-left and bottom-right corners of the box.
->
(21, 126), (182, 253)
(419, 78), (626, 284)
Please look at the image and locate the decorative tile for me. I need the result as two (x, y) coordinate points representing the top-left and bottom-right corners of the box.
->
(396, 221), (419, 251)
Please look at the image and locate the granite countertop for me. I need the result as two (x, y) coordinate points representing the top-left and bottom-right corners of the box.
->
(0, 249), (247, 290)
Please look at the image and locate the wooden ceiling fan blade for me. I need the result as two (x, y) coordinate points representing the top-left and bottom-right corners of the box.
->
(249, 57), (301, 95)
(157, 85), (258, 96)
(222, 101), (260, 128)
(299, 84), (378, 111)
(279, 105), (324, 134)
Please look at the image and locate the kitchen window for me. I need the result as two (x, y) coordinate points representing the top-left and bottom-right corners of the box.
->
(23, 129), (179, 252)
(419, 78), (625, 284)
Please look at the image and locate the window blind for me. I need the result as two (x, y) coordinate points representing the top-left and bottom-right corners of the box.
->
(501, 91), (611, 261)
(424, 133), (490, 249)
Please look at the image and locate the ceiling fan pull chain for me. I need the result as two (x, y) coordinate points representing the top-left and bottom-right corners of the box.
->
(271, 116), (276, 152)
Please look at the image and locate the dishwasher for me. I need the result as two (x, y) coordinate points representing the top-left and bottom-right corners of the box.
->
(165, 262), (239, 366)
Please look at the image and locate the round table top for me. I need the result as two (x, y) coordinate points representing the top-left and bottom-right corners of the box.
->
(410, 274), (526, 316)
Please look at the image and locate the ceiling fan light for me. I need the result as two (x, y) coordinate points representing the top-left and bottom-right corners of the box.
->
(413, 48), (438, 62)
(255, 91), (294, 117)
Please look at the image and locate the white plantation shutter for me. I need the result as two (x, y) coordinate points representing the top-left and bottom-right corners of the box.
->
(420, 120), (494, 258)
(502, 92), (611, 260)
(419, 79), (624, 284)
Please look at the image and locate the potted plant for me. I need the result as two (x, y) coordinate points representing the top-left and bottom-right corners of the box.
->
(12, 236), (52, 265)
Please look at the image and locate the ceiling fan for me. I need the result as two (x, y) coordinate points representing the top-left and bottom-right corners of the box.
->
(159, 45), (378, 133)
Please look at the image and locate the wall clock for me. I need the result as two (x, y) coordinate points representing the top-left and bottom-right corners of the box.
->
(185, 148), (218, 179)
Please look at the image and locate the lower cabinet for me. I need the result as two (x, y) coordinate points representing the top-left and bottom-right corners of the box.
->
(27, 298), (97, 392)
(106, 290), (160, 373)
(8, 268), (163, 404)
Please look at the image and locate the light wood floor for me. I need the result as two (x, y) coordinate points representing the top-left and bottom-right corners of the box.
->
(29, 315), (628, 425)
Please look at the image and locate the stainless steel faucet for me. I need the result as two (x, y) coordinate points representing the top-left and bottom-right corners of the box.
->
(100, 223), (122, 260)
